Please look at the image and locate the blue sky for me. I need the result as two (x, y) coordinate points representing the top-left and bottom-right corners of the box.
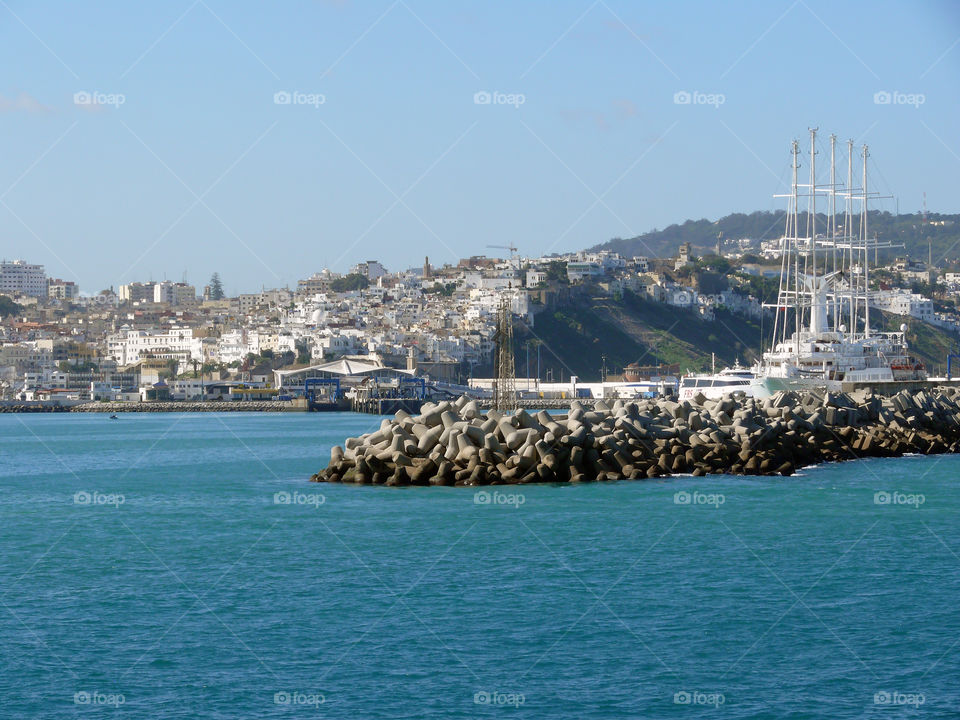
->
(0, 0), (957, 295)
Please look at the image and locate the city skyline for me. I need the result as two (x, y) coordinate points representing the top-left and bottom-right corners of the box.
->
(1, 0), (958, 294)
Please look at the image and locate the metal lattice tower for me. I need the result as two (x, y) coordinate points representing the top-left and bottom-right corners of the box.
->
(493, 294), (517, 412)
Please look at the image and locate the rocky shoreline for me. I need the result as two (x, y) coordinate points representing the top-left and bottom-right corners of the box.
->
(312, 388), (960, 486)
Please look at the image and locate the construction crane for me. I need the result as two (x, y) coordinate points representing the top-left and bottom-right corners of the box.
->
(487, 243), (518, 259)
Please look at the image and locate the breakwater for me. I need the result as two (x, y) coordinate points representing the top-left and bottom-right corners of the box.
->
(0, 403), (71, 413)
(312, 387), (960, 485)
(72, 400), (304, 413)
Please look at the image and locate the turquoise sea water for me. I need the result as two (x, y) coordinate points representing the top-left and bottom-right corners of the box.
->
(1, 412), (958, 719)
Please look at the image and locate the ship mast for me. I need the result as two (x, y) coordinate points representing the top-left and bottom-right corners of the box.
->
(847, 139), (856, 337)
(862, 144), (870, 339)
(792, 139), (801, 353)
(809, 128), (817, 299)
(829, 133), (838, 330)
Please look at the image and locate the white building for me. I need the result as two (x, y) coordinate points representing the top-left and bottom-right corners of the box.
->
(352, 260), (388, 281)
(0, 260), (47, 298)
(526, 269), (547, 286)
(316, 332), (361, 359)
(597, 252), (627, 271)
(467, 289), (530, 321)
(154, 281), (175, 305)
(871, 290), (934, 321)
(153, 281), (196, 306)
(566, 261), (603, 283)
(168, 379), (205, 401)
(217, 329), (260, 364)
(462, 271), (518, 291)
(665, 287), (699, 308)
(107, 328), (202, 367)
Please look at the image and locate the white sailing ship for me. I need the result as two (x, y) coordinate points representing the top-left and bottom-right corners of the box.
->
(750, 130), (925, 399)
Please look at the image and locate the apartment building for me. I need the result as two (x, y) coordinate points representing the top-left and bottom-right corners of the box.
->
(0, 260), (47, 298)
(48, 278), (79, 300)
(106, 328), (201, 367)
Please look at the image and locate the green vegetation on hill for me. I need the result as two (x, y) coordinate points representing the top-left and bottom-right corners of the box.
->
(511, 292), (765, 381)
(0, 295), (21, 317)
(330, 273), (370, 292)
(422, 282), (456, 296)
(594, 210), (960, 266)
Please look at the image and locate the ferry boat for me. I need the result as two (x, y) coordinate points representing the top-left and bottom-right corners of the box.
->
(750, 130), (925, 399)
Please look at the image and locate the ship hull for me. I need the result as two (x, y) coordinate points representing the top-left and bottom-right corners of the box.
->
(750, 374), (941, 399)
(749, 375), (831, 399)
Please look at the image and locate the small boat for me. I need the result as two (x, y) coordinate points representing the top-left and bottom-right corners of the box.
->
(109, 414), (119, 419)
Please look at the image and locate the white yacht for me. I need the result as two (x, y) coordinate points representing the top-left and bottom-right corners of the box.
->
(678, 363), (756, 401)
(750, 130), (925, 399)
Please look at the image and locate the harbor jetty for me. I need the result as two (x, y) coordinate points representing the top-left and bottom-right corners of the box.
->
(72, 400), (307, 413)
(312, 387), (960, 486)
(0, 402), (71, 413)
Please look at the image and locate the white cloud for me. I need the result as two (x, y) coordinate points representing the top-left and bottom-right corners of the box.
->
(0, 91), (53, 113)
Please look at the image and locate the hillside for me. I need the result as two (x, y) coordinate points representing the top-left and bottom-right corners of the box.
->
(508, 293), (762, 381)
(593, 210), (960, 265)
(495, 292), (959, 382)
